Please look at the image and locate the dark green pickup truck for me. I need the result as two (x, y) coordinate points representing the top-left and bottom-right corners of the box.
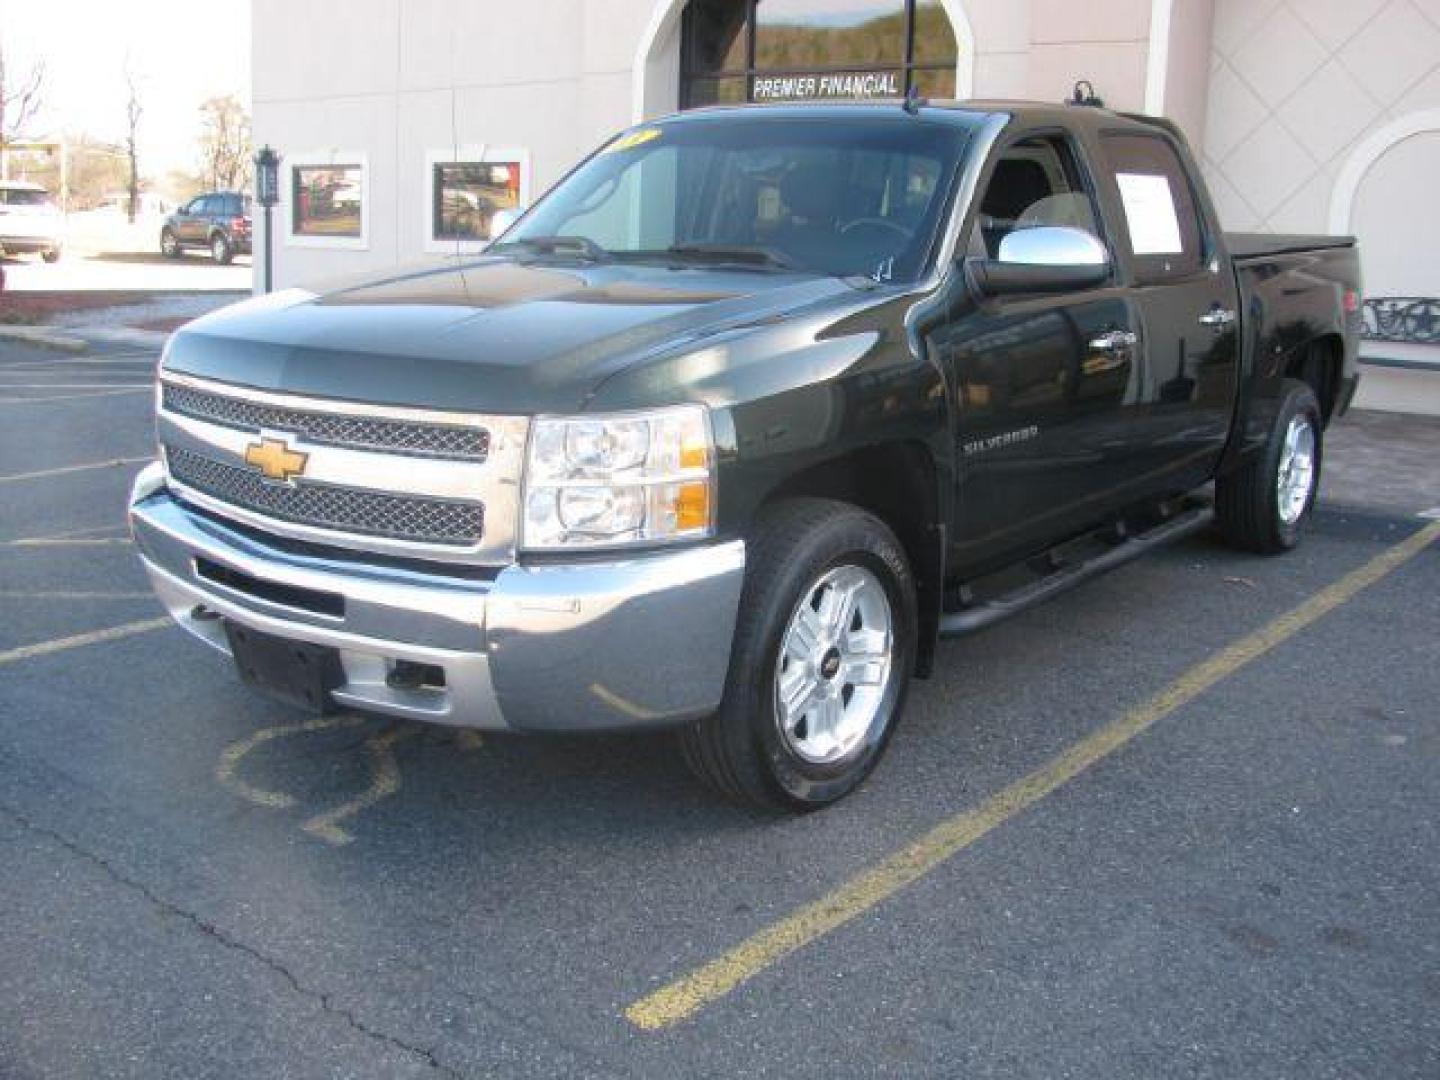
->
(129, 100), (1361, 809)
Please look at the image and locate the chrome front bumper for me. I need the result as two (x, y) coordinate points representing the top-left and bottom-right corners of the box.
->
(128, 463), (746, 732)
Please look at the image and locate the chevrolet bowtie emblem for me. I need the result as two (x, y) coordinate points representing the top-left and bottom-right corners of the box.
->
(243, 437), (308, 482)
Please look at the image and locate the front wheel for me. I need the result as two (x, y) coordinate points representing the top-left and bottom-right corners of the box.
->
(160, 229), (180, 258)
(1216, 378), (1322, 554)
(680, 499), (917, 810)
(41, 246), (61, 264)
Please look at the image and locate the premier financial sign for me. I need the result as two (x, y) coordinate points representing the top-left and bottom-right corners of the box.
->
(751, 71), (903, 102)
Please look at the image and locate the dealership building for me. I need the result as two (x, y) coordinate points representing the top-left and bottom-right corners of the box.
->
(253, 0), (1440, 410)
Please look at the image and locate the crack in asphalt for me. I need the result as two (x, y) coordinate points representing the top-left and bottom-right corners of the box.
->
(0, 802), (463, 1078)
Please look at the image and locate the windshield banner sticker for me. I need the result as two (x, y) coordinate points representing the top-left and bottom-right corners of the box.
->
(603, 128), (663, 155)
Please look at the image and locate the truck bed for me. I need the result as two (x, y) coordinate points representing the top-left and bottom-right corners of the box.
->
(1226, 232), (1356, 261)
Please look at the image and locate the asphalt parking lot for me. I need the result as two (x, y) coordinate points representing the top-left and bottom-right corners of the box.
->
(1, 336), (1438, 1079)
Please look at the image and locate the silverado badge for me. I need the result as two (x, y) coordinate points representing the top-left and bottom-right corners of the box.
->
(243, 436), (308, 482)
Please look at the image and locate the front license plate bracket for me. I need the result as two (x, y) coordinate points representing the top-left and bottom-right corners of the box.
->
(224, 622), (344, 715)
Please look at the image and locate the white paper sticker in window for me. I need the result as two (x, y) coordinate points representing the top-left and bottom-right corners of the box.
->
(1116, 172), (1183, 255)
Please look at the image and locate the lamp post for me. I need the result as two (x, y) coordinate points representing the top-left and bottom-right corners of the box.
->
(254, 145), (281, 293)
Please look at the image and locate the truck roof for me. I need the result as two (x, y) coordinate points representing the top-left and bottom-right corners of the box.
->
(661, 99), (1174, 138)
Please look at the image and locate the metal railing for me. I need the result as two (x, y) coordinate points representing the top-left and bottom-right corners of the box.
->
(1361, 297), (1440, 344)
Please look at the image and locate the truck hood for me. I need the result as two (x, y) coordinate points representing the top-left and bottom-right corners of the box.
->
(163, 257), (870, 415)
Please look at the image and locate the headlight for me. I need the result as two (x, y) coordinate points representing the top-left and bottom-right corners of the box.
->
(521, 405), (715, 550)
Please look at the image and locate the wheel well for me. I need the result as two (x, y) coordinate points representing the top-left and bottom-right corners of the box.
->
(764, 442), (943, 678)
(1287, 335), (1343, 425)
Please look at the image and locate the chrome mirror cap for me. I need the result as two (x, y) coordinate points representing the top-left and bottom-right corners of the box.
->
(996, 225), (1109, 267)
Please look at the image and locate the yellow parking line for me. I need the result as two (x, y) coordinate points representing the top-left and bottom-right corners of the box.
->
(0, 456), (151, 484)
(13, 522), (128, 540)
(6, 537), (133, 547)
(0, 590), (154, 600)
(0, 383), (151, 390)
(0, 616), (171, 667)
(0, 388), (152, 406)
(625, 521), (1440, 1031)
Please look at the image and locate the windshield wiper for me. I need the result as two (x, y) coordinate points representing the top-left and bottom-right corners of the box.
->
(492, 234), (609, 261)
(661, 243), (798, 271)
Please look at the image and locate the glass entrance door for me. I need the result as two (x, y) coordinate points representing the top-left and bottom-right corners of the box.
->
(681, 0), (959, 108)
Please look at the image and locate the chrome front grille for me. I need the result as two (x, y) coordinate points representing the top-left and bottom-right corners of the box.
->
(162, 382), (490, 461)
(166, 446), (486, 547)
(156, 373), (529, 564)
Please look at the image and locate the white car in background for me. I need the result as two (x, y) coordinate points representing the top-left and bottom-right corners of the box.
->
(0, 181), (63, 262)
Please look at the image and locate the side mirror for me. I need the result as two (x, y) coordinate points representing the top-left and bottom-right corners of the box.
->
(966, 225), (1111, 297)
(488, 207), (525, 242)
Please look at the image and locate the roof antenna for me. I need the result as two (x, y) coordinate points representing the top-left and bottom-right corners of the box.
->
(1068, 80), (1104, 107)
(902, 82), (927, 115)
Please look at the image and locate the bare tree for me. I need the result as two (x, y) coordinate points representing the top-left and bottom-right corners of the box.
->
(0, 42), (46, 179)
(124, 66), (142, 222)
(198, 95), (251, 192)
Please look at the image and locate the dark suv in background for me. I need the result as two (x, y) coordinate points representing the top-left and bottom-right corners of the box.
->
(160, 192), (251, 264)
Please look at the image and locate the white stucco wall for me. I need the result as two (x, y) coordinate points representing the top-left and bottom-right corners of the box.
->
(252, 0), (655, 288)
(1201, 0), (1440, 239)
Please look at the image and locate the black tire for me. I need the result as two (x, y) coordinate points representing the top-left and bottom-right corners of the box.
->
(41, 246), (61, 264)
(210, 232), (234, 265)
(680, 499), (917, 811)
(1216, 378), (1322, 554)
(160, 229), (181, 258)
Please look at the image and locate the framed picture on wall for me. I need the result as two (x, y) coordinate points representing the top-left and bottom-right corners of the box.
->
(285, 153), (369, 249)
(424, 147), (531, 253)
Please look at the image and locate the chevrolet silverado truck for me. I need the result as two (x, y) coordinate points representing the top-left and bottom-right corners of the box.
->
(129, 101), (1361, 810)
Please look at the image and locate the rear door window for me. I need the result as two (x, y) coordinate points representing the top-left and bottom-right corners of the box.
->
(5, 188), (49, 206)
(1098, 133), (1205, 283)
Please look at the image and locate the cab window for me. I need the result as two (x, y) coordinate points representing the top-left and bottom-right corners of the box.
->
(970, 135), (1100, 259)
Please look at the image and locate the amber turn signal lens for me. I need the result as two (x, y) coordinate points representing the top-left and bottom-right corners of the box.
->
(673, 481), (712, 532)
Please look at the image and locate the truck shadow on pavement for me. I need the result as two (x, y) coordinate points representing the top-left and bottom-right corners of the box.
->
(209, 705), (771, 851)
(200, 510), (1424, 858)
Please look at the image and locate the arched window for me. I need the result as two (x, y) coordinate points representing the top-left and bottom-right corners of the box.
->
(681, 0), (958, 108)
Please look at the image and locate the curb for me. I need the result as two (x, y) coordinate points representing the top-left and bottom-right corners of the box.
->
(0, 326), (90, 353)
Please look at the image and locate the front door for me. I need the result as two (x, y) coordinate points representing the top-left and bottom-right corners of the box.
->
(177, 197), (207, 242)
(942, 133), (1143, 571)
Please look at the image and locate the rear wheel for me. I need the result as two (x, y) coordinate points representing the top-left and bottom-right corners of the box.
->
(41, 246), (61, 264)
(210, 232), (234, 265)
(1216, 378), (1322, 554)
(680, 499), (917, 810)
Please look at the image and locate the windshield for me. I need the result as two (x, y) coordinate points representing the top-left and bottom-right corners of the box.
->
(502, 116), (970, 283)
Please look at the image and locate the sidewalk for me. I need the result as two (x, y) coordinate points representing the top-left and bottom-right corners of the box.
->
(0, 291), (246, 351)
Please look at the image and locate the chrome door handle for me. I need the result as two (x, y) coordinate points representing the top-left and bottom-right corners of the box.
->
(1088, 330), (1137, 352)
(1198, 307), (1236, 329)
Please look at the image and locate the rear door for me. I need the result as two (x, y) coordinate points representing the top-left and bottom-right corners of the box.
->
(1093, 130), (1240, 491)
(943, 130), (1145, 568)
(199, 195), (223, 238)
